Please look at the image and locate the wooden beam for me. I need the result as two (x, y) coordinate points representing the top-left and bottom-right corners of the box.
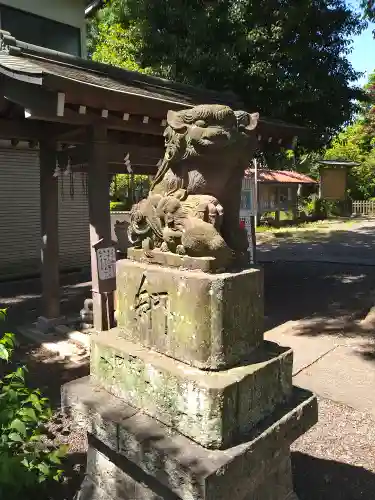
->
(0, 118), (43, 139)
(108, 163), (159, 175)
(64, 107), (165, 136)
(26, 107), (165, 136)
(46, 74), (191, 120)
(1, 76), (60, 118)
(39, 139), (60, 319)
(69, 163), (159, 175)
(87, 125), (115, 331)
(0, 117), (80, 141)
(56, 143), (163, 168)
(52, 126), (86, 143)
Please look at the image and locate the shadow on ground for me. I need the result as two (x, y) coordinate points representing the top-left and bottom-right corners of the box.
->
(293, 452), (375, 500)
(264, 261), (375, 361)
(258, 221), (375, 263)
(0, 271), (91, 331)
(48, 452), (86, 500)
(0, 337), (89, 408)
(264, 262), (375, 329)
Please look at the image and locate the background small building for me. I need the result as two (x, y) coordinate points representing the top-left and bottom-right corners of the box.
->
(318, 159), (359, 201)
(241, 169), (318, 222)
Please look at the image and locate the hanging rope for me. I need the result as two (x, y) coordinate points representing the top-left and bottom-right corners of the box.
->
(81, 171), (86, 195)
(60, 173), (64, 200)
(70, 171), (75, 199)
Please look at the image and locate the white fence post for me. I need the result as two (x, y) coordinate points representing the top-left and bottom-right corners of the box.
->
(352, 200), (375, 216)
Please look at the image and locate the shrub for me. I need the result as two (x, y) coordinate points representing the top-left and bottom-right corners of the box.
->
(0, 309), (67, 499)
(110, 201), (127, 211)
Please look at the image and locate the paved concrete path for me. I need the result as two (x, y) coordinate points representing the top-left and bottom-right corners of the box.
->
(264, 261), (375, 417)
(258, 218), (375, 415)
(257, 218), (375, 265)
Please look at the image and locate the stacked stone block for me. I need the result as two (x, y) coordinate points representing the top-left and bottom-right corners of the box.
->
(63, 256), (317, 499)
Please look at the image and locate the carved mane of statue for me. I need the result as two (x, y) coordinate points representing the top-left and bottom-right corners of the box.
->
(128, 104), (259, 268)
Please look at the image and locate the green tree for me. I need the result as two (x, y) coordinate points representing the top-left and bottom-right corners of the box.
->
(363, 71), (375, 135)
(110, 174), (150, 209)
(88, 0), (366, 144)
(323, 72), (375, 199)
(361, 0), (374, 33)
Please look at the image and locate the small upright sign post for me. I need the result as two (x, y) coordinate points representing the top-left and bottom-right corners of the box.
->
(92, 238), (117, 330)
(250, 158), (258, 264)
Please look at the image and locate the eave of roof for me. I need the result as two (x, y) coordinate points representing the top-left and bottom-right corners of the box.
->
(0, 31), (242, 109)
(85, 1), (103, 17)
(245, 168), (317, 184)
(318, 159), (360, 167)
(0, 30), (311, 143)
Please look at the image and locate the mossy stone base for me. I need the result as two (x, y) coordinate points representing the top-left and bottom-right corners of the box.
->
(116, 259), (264, 370)
(90, 330), (293, 449)
(62, 377), (318, 500)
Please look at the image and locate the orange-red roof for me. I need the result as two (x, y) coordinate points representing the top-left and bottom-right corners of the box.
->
(244, 168), (317, 184)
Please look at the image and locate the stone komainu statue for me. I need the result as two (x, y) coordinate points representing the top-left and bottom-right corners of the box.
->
(128, 104), (259, 267)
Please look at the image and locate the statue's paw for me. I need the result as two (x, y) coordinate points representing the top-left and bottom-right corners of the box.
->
(142, 237), (153, 252)
(160, 242), (169, 252)
(176, 244), (186, 255)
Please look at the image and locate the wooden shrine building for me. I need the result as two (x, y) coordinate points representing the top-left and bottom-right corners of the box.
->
(0, 30), (308, 331)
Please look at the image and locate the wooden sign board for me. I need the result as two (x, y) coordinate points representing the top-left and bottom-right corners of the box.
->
(241, 175), (257, 216)
(92, 238), (117, 294)
(320, 167), (347, 201)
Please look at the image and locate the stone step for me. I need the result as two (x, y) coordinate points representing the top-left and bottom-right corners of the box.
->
(62, 376), (317, 500)
(90, 330), (293, 449)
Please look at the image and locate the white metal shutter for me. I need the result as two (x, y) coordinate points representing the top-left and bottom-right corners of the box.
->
(0, 147), (90, 280)
(58, 173), (90, 271)
(0, 148), (40, 279)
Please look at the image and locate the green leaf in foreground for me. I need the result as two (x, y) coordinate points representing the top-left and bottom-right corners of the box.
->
(10, 419), (26, 437)
(0, 344), (9, 361)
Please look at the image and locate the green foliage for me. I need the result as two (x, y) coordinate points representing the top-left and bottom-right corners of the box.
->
(299, 195), (343, 219)
(324, 71), (375, 200)
(88, 0), (366, 144)
(110, 174), (150, 209)
(91, 22), (152, 73)
(361, 0), (375, 35)
(0, 312), (67, 499)
(110, 201), (127, 211)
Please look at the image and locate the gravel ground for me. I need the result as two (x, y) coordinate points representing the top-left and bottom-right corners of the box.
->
(292, 397), (375, 500)
(44, 392), (375, 500)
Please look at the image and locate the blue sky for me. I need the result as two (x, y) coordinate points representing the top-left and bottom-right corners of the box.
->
(347, 2), (375, 86)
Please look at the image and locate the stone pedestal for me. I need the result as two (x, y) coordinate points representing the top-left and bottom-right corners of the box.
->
(63, 378), (316, 500)
(116, 258), (264, 370)
(63, 257), (318, 499)
(90, 331), (293, 449)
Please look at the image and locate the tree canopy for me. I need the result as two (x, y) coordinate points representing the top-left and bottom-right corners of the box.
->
(88, 0), (366, 145)
(361, 0), (375, 34)
(323, 71), (375, 199)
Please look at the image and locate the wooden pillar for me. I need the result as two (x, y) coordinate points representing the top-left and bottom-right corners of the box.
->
(88, 124), (114, 331)
(39, 140), (60, 318)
